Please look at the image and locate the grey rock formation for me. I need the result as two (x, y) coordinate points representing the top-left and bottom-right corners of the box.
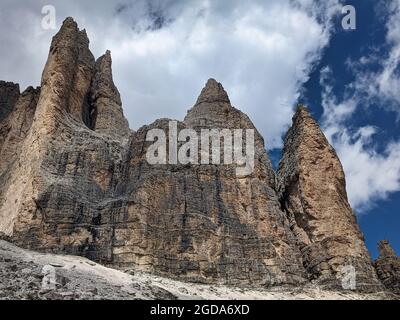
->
(0, 240), (176, 300)
(277, 106), (382, 291)
(114, 81), (307, 285)
(375, 240), (400, 294)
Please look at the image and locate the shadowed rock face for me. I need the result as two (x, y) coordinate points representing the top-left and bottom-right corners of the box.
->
(0, 18), (391, 292)
(0, 81), (20, 123)
(375, 241), (400, 294)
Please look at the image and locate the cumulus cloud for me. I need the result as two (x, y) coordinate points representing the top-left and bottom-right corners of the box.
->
(319, 2), (400, 214)
(0, 0), (342, 149)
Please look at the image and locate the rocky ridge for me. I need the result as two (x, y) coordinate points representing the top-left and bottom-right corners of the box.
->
(0, 17), (398, 297)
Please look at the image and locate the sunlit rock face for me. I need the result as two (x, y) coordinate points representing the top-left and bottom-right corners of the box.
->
(0, 17), (389, 293)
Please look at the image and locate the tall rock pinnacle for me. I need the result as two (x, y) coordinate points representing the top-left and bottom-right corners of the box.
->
(277, 106), (382, 291)
(0, 17), (131, 250)
(185, 79), (244, 130)
(90, 50), (131, 138)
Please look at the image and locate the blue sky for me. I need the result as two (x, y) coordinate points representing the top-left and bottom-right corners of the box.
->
(0, 0), (398, 258)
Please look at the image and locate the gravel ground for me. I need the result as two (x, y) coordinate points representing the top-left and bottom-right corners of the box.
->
(0, 240), (397, 300)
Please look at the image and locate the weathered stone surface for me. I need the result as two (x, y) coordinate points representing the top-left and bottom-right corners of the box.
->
(0, 18), (394, 294)
(0, 86), (40, 233)
(277, 106), (382, 291)
(375, 240), (400, 294)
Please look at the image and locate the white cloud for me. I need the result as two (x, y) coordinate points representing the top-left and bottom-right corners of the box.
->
(0, 0), (341, 149)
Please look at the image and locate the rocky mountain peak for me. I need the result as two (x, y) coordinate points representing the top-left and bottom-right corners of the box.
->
(185, 79), (246, 130)
(195, 78), (230, 105)
(290, 105), (323, 138)
(90, 50), (130, 137)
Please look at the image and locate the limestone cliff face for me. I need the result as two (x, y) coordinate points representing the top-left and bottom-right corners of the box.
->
(0, 18), (391, 293)
(277, 106), (382, 291)
(375, 241), (400, 294)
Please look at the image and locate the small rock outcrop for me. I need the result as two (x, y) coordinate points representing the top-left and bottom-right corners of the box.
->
(375, 240), (400, 294)
(0, 18), (395, 295)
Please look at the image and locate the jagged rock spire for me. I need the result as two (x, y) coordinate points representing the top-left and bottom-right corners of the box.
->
(375, 240), (400, 294)
(196, 78), (230, 105)
(378, 240), (397, 258)
(277, 104), (382, 291)
(38, 16), (95, 127)
(91, 50), (121, 105)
